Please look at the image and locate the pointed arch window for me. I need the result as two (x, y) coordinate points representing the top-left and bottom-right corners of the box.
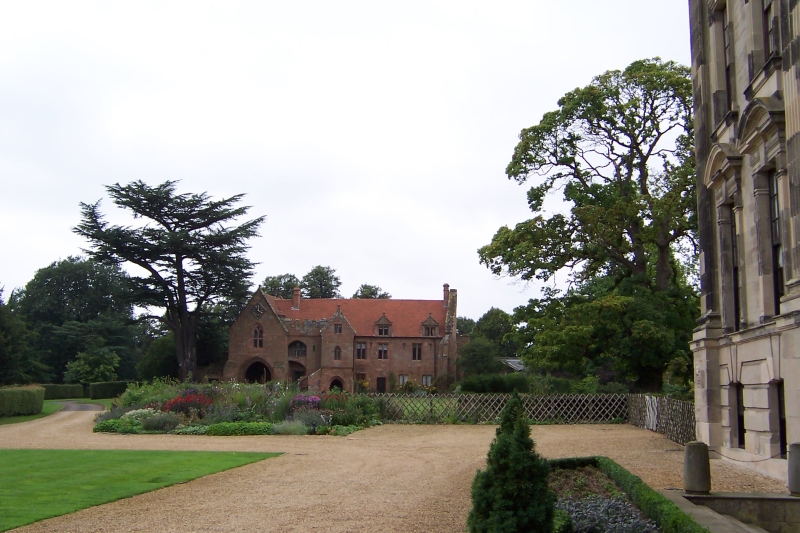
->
(334, 346), (342, 360)
(253, 324), (263, 348)
(289, 341), (307, 358)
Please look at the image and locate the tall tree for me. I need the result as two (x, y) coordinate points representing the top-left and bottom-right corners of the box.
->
(352, 284), (391, 299)
(457, 316), (476, 336)
(14, 257), (135, 382)
(472, 308), (518, 358)
(261, 274), (300, 299)
(479, 58), (695, 291)
(0, 287), (50, 385)
(74, 180), (264, 382)
(300, 265), (341, 299)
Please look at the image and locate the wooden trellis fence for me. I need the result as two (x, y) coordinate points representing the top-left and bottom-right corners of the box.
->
(628, 394), (696, 445)
(367, 393), (628, 424)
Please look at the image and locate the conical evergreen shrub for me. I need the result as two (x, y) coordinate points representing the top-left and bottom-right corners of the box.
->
(467, 391), (555, 533)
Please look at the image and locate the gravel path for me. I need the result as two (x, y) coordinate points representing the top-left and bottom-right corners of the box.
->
(0, 412), (788, 532)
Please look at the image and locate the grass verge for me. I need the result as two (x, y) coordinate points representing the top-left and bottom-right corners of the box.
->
(0, 449), (278, 532)
(0, 402), (63, 426)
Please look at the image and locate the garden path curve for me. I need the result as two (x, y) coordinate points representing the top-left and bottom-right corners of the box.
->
(0, 411), (788, 532)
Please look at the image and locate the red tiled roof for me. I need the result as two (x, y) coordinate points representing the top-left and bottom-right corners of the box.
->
(263, 293), (447, 337)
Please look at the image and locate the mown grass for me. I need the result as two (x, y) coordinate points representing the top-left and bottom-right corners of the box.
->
(0, 402), (63, 426)
(0, 449), (279, 532)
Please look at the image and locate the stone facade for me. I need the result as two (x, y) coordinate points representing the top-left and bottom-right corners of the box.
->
(224, 284), (461, 393)
(689, 0), (800, 481)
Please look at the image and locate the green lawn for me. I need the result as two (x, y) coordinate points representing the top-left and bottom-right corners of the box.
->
(0, 449), (278, 531)
(0, 402), (63, 426)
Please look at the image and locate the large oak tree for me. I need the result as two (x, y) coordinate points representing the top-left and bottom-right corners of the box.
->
(75, 180), (264, 382)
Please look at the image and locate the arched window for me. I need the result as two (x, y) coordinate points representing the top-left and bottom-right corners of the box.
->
(253, 324), (263, 348)
(334, 346), (342, 360)
(288, 341), (307, 358)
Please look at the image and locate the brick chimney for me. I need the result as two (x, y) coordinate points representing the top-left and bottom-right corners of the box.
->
(292, 287), (301, 310)
(443, 283), (450, 307)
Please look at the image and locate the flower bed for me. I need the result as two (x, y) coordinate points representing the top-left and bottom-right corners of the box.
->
(92, 379), (382, 437)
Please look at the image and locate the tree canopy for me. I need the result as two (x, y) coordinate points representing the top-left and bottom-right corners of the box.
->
(300, 265), (342, 299)
(0, 287), (49, 385)
(74, 180), (264, 382)
(261, 274), (300, 299)
(352, 284), (391, 299)
(479, 58), (695, 292)
(479, 59), (698, 391)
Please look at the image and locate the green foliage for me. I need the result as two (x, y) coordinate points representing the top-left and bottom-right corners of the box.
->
(43, 384), (85, 399)
(553, 509), (574, 533)
(89, 381), (128, 399)
(457, 316), (476, 335)
(0, 385), (45, 416)
(300, 265), (341, 298)
(273, 420), (309, 435)
(457, 337), (507, 377)
(204, 421), (275, 436)
(472, 308), (518, 358)
(261, 274), (301, 299)
(0, 288), (49, 385)
(141, 412), (181, 432)
(460, 373), (531, 393)
(64, 346), (120, 384)
(352, 284), (391, 299)
(74, 180), (265, 381)
(511, 277), (698, 391)
(468, 392), (555, 532)
(0, 449), (275, 531)
(136, 334), (179, 381)
(93, 417), (142, 433)
(13, 257), (137, 383)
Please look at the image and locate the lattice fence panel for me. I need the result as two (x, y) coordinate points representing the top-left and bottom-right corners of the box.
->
(628, 394), (696, 445)
(368, 393), (628, 424)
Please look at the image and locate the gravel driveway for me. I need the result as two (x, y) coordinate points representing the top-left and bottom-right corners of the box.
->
(0, 411), (788, 532)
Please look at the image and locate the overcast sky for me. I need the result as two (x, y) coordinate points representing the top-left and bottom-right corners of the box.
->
(0, 1), (691, 320)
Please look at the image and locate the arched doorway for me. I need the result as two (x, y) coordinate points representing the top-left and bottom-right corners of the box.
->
(244, 361), (271, 383)
(330, 378), (344, 391)
(288, 360), (306, 383)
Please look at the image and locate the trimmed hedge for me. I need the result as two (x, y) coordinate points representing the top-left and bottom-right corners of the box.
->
(549, 457), (710, 533)
(43, 384), (85, 400)
(0, 386), (45, 417)
(89, 381), (128, 400)
(205, 422), (274, 436)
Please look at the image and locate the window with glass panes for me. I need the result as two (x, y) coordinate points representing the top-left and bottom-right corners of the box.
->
(764, 0), (778, 57)
(334, 346), (341, 360)
(356, 342), (366, 359)
(731, 209), (741, 331)
(378, 325), (389, 336)
(723, 7), (734, 111)
(769, 171), (784, 315)
(253, 325), (263, 348)
(412, 343), (422, 360)
(378, 343), (388, 359)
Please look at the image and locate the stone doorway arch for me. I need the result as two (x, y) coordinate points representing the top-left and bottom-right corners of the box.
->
(244, 361), (271, 383)
(330, 378), (344, 391)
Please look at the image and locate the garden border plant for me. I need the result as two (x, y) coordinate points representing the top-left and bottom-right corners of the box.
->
(549, 457), (710, 533)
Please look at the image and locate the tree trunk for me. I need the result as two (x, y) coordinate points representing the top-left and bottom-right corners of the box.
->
(173, 312), (198, 382)
(655, 243), (671, 291)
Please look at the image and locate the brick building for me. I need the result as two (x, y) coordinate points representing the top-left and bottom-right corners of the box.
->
(223, 284), (460, 393)
(689, 0), (800, 481)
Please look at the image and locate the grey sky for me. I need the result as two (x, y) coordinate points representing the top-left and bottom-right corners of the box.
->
(0, 1), (691, 319)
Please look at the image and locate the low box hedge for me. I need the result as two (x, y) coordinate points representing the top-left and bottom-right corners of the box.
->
(43, 384), (85, 400)
(89, 381), (128, 400)
(0, 386), (45, 417)
(549, 456), (709, 533)
(205, 422), (274, 436)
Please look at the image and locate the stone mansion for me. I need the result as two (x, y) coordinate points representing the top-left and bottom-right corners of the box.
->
(222, 284), (461, 393)
(689, 0), (800, 481)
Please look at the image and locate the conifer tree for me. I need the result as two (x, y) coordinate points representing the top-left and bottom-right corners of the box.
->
(468, 392), (555, 532)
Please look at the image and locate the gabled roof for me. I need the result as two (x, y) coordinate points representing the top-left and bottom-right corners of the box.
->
(263, 293), (448, 337)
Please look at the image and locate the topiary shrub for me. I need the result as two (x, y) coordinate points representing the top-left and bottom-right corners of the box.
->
(467, 391), (555, 533)
(43, 384), (85, 400)
(89, 381), (129, 400)
(0, 386), (45, 417)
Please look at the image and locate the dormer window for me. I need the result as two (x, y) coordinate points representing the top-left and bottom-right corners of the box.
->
(375, 313), (392, 337)
(421, 313), (439, 337)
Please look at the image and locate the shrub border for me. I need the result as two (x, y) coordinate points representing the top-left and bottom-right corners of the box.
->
(549, 456), (710, 533)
